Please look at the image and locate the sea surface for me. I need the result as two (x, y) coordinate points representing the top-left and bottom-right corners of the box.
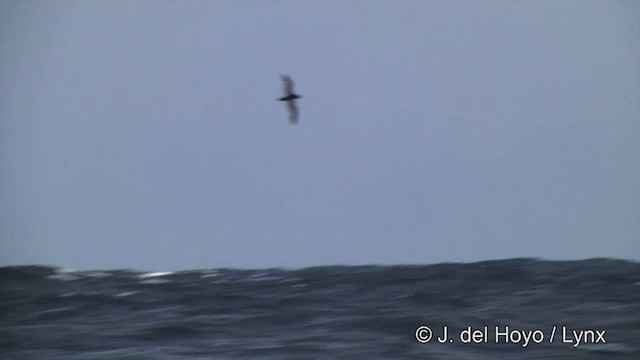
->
(1, 258), (639, 359)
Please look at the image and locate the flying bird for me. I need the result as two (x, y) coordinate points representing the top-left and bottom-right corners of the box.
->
(277, 75), (302, 124)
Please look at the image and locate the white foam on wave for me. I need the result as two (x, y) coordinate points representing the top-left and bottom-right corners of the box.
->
(83, 271), (111, 278)
(247, 272), (282, 282)
(48, 273), (80, 281)
(48, 268), (80, 281)
(138, 271), (174, 279)
(140, 278), (170, 284)
(200, 270), (219, 278)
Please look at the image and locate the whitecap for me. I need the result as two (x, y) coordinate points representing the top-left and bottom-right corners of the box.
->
(200, 270), (219, 278)
(138, 271), (174, 279)
(48, 273), (80, 281)
(140, 278), (170, 284)
(83, 271), (111, 278)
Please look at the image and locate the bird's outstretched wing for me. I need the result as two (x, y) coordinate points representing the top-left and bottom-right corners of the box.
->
(281, 75), (295, 96)
(287, 100), (299, 124)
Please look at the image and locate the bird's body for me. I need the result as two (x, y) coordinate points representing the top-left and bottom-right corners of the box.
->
(278, 75), (302, 124)
(278, 94), (301, 102)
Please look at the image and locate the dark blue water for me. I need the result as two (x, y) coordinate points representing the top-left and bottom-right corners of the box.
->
(1, 258), (639, 359)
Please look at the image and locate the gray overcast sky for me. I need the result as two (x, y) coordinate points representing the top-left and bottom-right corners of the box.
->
(1, 0), (638, 270)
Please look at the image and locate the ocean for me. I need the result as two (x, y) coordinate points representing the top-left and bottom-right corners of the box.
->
(1, 258), (639, 359)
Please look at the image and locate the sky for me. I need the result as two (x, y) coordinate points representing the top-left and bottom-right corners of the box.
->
(1, 0), (638, 271)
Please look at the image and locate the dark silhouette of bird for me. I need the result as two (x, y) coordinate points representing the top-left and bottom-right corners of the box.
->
(277, 75), (302, 124)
